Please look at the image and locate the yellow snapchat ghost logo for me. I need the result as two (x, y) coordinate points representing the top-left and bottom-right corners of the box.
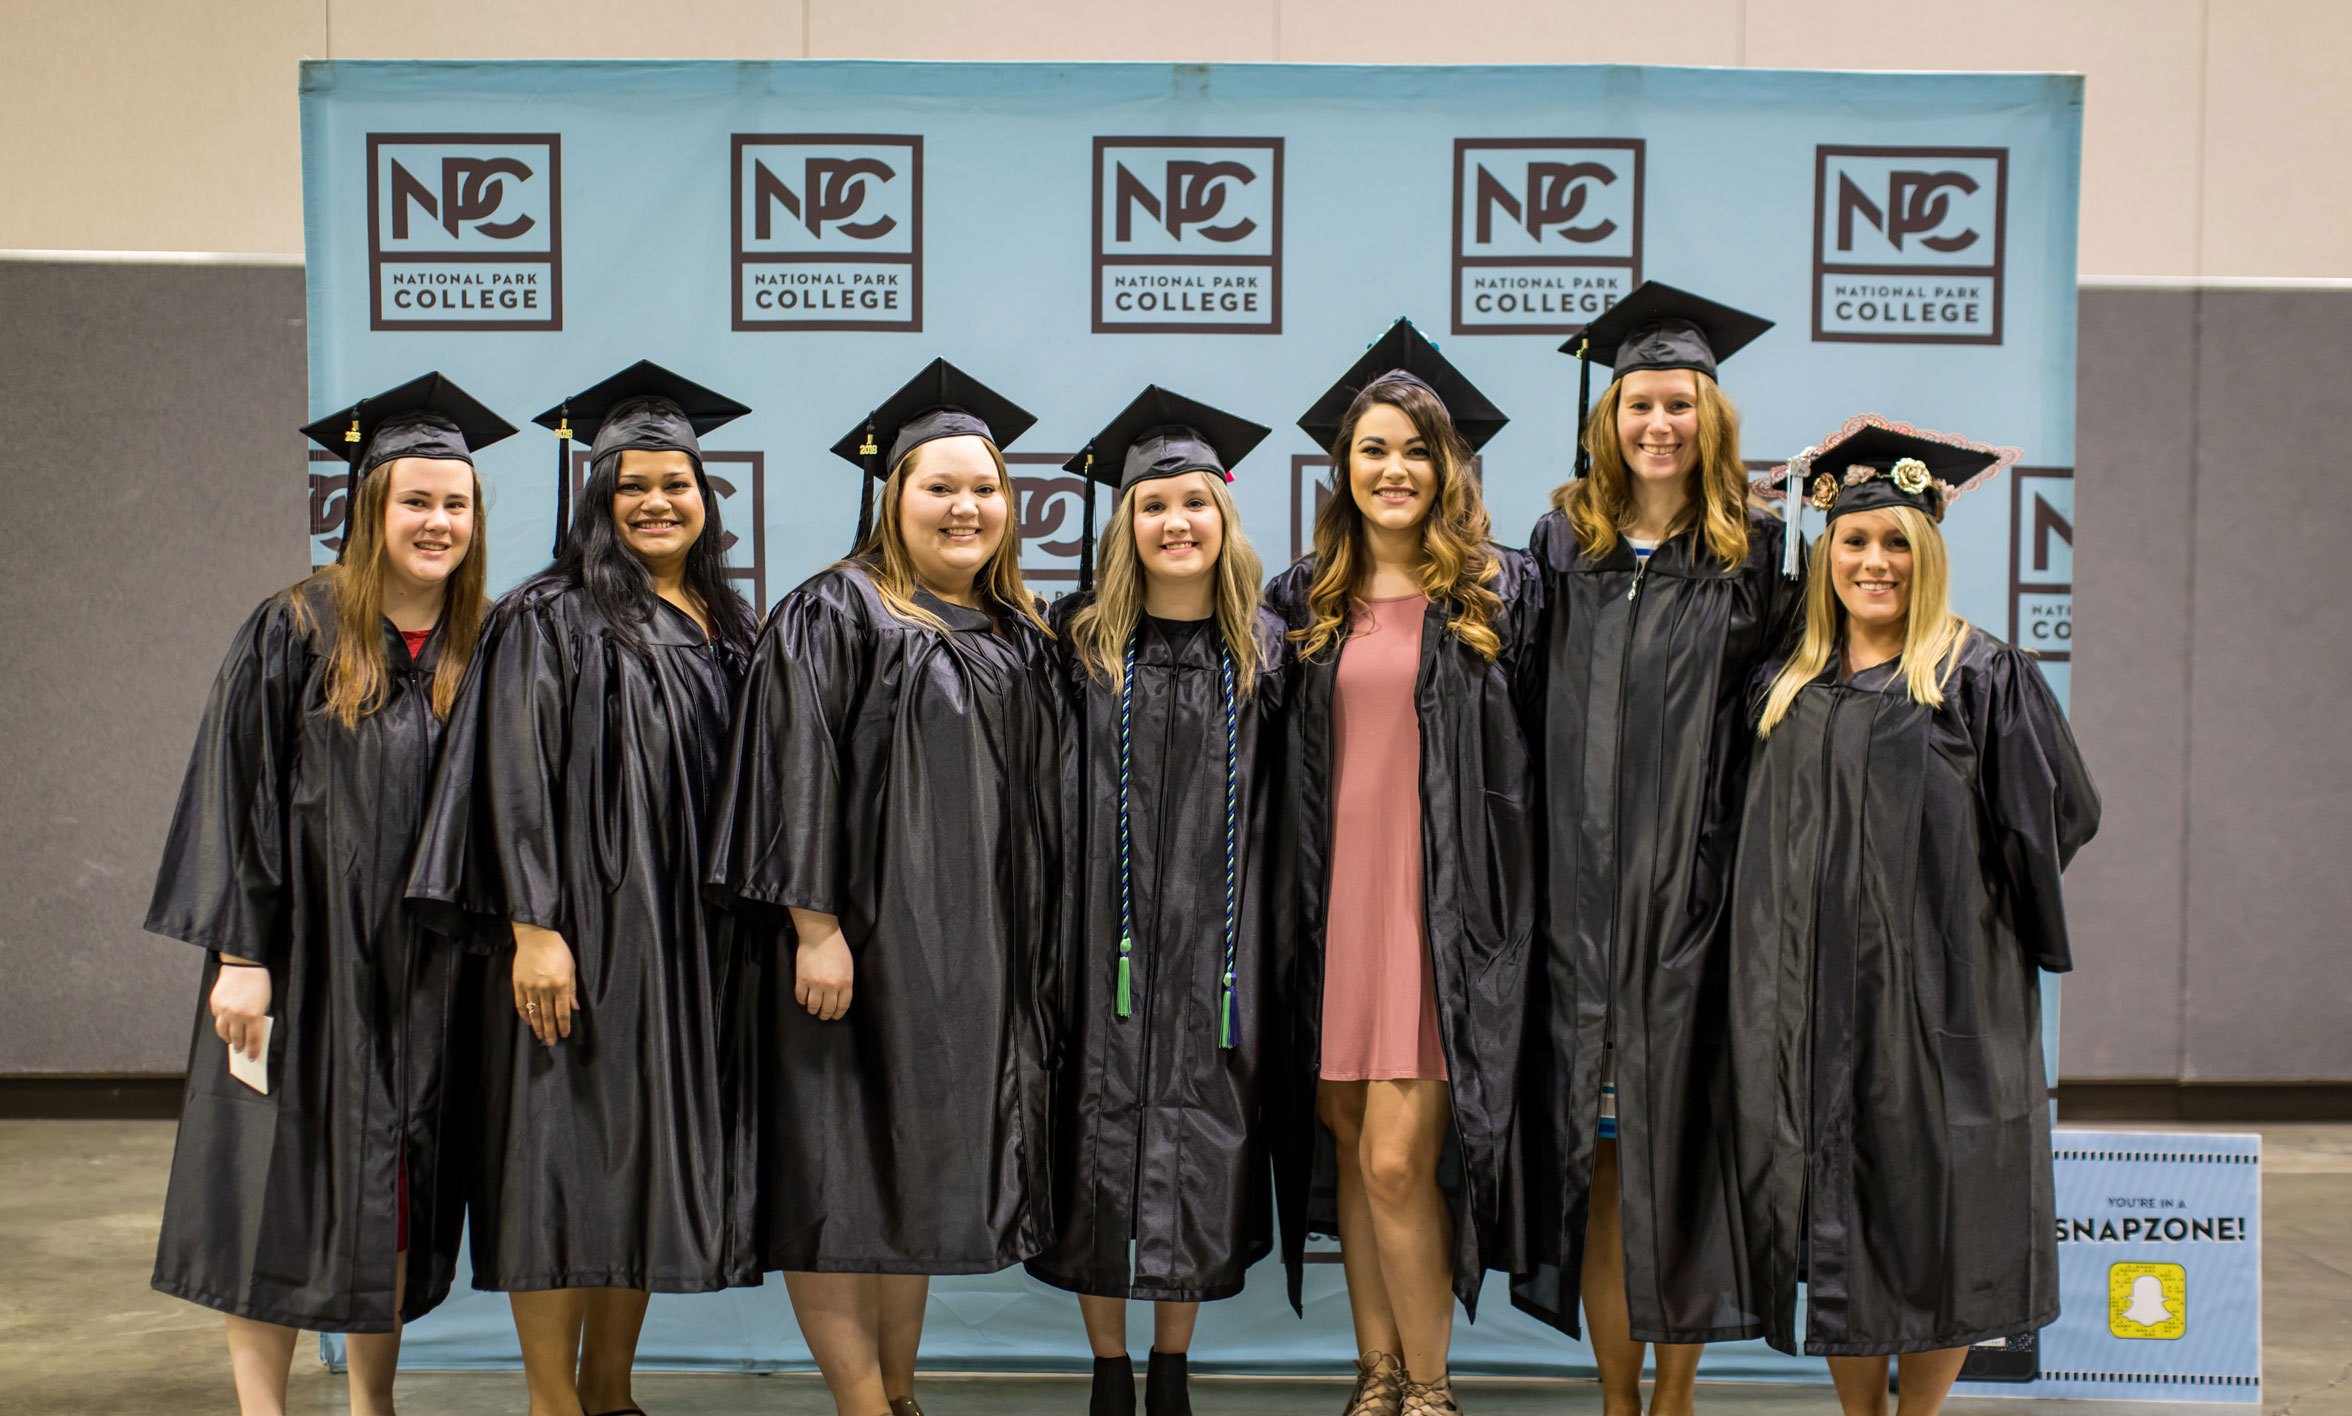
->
(2108, 1262), (2187, 1339)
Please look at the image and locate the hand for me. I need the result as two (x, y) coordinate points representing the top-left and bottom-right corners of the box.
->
(790, 909), (854, 1022)
(210, 960), (272, 1062)
(511, 922), (579, 1045)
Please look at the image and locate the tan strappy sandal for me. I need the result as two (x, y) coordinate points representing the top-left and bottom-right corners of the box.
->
(1341, 1350), (1406, 1416)
(1399, 1374), (1461, 1415)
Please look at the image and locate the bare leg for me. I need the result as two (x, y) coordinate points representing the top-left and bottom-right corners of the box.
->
(1893, 1348), (1971, 1416)
(1319, 1081), (1402, 1362)
(223, 1315), (298, 1416)
(1079, 1294), (1130, 1359)
(877, 1274), (928, 1405)
(1649, 1341), (1703, 1416)
(575, 1287), (651, 1413)
(1151, 1301), (1199, 1355)
(510, 1289), (589, 1416)
(1826, 1355), (1891, 1416)
(1582, 1140), (1644, 1416)
(786, 1271), (890, 1416)
(1357, 1079), (1456, 1384)
(344, 1257), (408, 1416)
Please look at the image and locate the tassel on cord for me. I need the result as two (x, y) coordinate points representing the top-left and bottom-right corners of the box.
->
(1782, 447), (1812, 580)
(1114, 634), (1137, 1019)
(551, 407), (574, 559)
(1078, 453), (1098, 594)
(1217, 647), (1239, 1049)
(854, 422), (878, 555)
(1573, 338), (1594, 481)
(1117, 947), (1133, 1018)
(338, 411), (364, 562)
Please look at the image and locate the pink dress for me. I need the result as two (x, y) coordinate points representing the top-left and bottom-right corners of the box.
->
(1319, 594), (1448, 1082)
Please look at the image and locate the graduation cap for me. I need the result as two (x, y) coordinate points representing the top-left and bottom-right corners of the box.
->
(829, 358), (1037, 551)
(533, 361), (752, 558)
(1764, 415), (2022, 578)
(1295, 318), (1509, 455)
(300, 373), (518, 557)
(1058, 385), (1271, 592)
(1560, 281), (1774, 479)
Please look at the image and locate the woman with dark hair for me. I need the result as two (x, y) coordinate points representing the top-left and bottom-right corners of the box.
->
(1512, 282), (1797, 1414)
(1731, 419), (2098, 1416)
(408, 362), (760, 1416)
(1265, 321), (1540, 1416)
(150, 374), (511, 1416)
(707, 359), (1063, 1416)
(1031, 387), (1289, 1416)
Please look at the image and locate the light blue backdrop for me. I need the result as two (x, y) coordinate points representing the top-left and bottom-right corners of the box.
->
(301, 58), (2082, 1377)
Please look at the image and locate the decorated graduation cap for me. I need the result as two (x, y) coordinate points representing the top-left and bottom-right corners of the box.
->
(1561, 281), (1774, 479)
(533, 361), (752, 558)
(829, 358), (1037, 551)
(1761, 414), (2023, 577)
(1296, 318), (1510, 455)
(301, 373), (518, 558)
(1060, 385), (1271, 591)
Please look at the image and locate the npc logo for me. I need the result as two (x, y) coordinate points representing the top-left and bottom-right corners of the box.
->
(1093, 138), (1282, 334)
(309, 450), (349, 569)
(1012, 456), (1088, 587)
(571, 448), (769, 609)
(1812, 145), (2007, 344)
(1451, 139), (1644, 336)
(368, 133), (561, 332)
(2009, 466), (2072, 662)
(734, 135), (922, 332)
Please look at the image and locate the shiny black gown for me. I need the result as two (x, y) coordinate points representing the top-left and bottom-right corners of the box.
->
(1261, 550), (1542, 1314)
(148, 578), (474, 1332)
(407, 583), (753, 1293)
(1025, 602), (1291, 1303)
(1512, 507), (1801, 1343)
(706, 564), (1062, 1274)
(1726, 634), (2100, 1355)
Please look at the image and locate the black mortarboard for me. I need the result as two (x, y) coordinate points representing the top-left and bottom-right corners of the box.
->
(829, 358), (1036, 550)
(1561, 281), (1774, 479)
(533, 361), (752, 558)
(1761, 414), (2020, 578)
(302, 371), (517, 480)
(1295, 318), (1509, 455)
(1059, 386), (1271, 591)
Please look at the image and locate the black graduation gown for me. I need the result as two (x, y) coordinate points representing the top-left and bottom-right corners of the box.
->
(1024, 602), (1291, 1303)
(706, 564), (1061, 1274)
(1726, 634), (2100, 1356)
(1512, 507), (1801, 1343)
(147, 579), (473, 1333)
(1261, 549), (1542, 1314)
(406, 583), (753, 1293)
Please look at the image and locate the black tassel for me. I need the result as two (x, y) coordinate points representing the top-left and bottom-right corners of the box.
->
(1573, 337), (1593, 481)
(854, 421), (878, 555)
(336, 411), (363, 563)
(551, 407), (573, 560)
(1078, 452), (1098, 594)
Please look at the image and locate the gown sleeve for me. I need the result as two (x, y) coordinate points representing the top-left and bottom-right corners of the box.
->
(705, 589), (867, 927)
(145, 597), (307, 967)
(406, 595), (574, 939)
(1976, 646), (2103, 973)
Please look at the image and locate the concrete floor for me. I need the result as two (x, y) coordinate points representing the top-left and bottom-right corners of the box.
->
(3, 1120), (2346, 1416)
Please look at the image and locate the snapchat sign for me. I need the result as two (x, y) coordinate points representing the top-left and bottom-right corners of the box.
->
(2109, 1262), (2188, 1340)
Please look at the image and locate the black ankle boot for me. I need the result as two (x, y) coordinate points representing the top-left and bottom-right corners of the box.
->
(1144, 1349), (1191, 1416)
(1091, 1354), (1137, 1416)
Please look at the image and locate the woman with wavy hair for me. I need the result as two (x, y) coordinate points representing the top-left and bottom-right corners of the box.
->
(409, 362), (761, 1416)
(1025, 387), (1288, 1416)
(1265, 321), (1540, 1416)
(1511, 283), (1797, 1413)
(1728, 419), (2098, 1416)
(150, 374), (510, 1416)
(707, 359), (1062, 1416)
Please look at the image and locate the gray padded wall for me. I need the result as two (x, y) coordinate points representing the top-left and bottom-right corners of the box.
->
(0, 266), (2344, 1080)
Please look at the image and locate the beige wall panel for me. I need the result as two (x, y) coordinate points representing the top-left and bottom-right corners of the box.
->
(328, 0), (804, 59)
(1273, 0), (1739, 66)
(0, 0), (319, 254)
(808, 0), (1274, 61)
(1745, 0), (2204, 276)
(2201, 0), (2352, 277)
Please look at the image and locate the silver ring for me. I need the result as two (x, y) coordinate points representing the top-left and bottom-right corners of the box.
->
(526, 1001), (539, 1014)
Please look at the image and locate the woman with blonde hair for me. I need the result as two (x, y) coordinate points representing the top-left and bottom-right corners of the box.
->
(1265, 321), (1540, 1416)
(1513, 282), (1796, 1413)
(1727, 419), (2100, 1416)
(707, 359), (1062, 1416)
(1025, 387), (1289, 1416)
(149, 374), (510, 1416)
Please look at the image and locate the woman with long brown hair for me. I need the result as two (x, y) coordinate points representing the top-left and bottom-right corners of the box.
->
(148, 374), (510, 1416)
(1026, 387), (1288, 1416)
(1511, 283), (1796, 1414)
(1728, 419), (2098, 1416)
(1265, 321), (1540, 1416)
(706, 359), (1063, 1416)
(408, 362), (762, 1416)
